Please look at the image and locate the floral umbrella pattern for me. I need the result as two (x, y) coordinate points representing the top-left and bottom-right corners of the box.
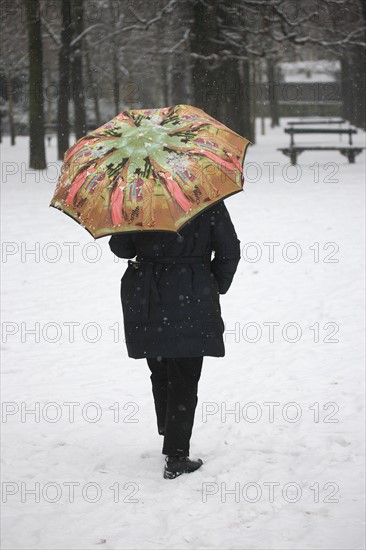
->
(50, 104), (251, 238)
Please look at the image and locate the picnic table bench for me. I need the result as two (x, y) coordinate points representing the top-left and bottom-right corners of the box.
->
(278, 127), (365, 165)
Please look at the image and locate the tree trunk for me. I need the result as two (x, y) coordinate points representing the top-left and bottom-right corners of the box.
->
(348, 1), (366, 130)
(354, 46), (366, 130)
(244, 58), (255, 143)
(267, 58), (280, 128)
(45, 68), (53, 147)
(246, 60), (257, 143)
(26, 0), (46, 169)
(71, 0), (87, 139)
(160, 65), (169, 106)
(166, 55), (174, 106)
(112, 44), (120, 114)
(218, 1), (253, 140)
(84, 35), (101, 126)
(57, 0), (72, 160)
(161, 57), (169, 106)
(355, 0), (366, 129)
(189, 0), (221, 118)
(6, 70), (16, 146)
(107, 0), (120, 114)
(170, 0), (191, 104)
(256, 62), (265, 136)
(171, 47), (191, 104)
(341, 57), (353, 123)
(155, 7), (169, 107)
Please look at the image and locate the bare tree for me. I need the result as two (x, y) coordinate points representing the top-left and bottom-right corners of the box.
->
(70, 0), (87, 139)
(57, 0), (72, 159)
(84, 33), (101, 126)
(25, 0), (46, 168)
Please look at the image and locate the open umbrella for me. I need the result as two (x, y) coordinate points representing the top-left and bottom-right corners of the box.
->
(50, 104), (251, 238)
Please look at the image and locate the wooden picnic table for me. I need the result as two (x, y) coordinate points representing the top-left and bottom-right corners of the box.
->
(278, 126), (364, 165)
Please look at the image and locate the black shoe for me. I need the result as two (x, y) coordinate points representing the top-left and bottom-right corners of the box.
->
(163, 455), (203, 479)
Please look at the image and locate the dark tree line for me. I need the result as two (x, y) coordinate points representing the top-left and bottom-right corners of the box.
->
(1, 0), (364, 168)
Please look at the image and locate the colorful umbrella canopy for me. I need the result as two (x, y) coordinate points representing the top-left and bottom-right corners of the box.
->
(50, 104), (251, 238)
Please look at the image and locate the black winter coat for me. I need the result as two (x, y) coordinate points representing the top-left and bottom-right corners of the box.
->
(109, 200), (241, 359)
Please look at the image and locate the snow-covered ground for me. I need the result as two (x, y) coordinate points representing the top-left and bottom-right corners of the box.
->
(1, 118), (365, 550)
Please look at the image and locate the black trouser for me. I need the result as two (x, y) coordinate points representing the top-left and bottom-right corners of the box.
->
(146, 356), (203, 456)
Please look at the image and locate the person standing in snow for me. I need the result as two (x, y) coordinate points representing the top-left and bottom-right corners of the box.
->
(109, 200), (241, 479)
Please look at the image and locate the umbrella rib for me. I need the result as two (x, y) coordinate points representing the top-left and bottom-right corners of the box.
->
(154, 169), (182, 231)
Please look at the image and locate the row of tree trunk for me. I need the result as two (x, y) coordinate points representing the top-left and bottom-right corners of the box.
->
(27, 0), (87, 168)
(26, 0), (281, 168)
(24, 0), (365, 170)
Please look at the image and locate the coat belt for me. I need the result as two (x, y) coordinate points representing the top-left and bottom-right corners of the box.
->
(127, 255), (210, 321)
